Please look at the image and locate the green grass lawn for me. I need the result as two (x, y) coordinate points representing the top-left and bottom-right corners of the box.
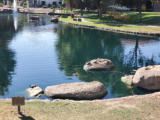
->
(56, 9), (160, 25)
(59, 16), (160, 34)
(58, 9), (160, 25)
(85, 12), (160, 25)
(0, 94), (160, 120)
(126, 12), (160, 25)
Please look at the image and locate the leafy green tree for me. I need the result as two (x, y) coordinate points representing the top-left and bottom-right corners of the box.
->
(117, 0), (159, 22)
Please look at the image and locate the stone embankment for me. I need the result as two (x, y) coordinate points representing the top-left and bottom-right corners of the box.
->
(59, 19), (160, 37)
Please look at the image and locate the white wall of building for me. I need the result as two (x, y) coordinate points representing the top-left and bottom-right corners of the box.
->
(37, 0), (62, 6)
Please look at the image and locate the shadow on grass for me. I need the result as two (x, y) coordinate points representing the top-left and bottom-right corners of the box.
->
(142, 16), (160, 25)
(19, 112), (35, 120)
(86, 15), (126, 25)
(126, 12), (160, 25)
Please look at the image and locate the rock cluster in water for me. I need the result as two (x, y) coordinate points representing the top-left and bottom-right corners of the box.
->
(121, 65), (160, 90)
(26, 85), (43, 97)
(121, 75), (134, 86)
(83, 58), (114, 71)
(26, 58), (160, 100)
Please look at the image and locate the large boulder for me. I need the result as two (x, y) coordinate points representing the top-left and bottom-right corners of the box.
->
(121, 75), (134, 85)
(45, 81), (107, 100)
(26, 85), (43, 97)
(133, 65), (160, 90)
(83, 58), (114, 71)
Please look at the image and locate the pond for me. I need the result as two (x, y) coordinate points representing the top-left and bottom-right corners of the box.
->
(0, 13), (160, 99)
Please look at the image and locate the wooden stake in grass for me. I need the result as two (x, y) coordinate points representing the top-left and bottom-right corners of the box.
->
(12, 97), (25, 113)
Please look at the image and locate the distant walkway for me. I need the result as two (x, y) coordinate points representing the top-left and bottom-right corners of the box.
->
(26, 8), (52, 14)
(0, 6), (52, 14)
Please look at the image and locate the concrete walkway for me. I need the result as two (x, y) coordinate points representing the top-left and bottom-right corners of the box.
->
(0, 6), (52, 14)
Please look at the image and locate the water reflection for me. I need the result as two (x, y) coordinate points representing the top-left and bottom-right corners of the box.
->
(0, 48), (15, 95)
(13, 14), (18, 31)
(0, 14), (53, 97)
(56, 24), (159, 98)
(0, 14), (15, 46)
(123, 37), (158, 71)
(0, 14), (16, 95)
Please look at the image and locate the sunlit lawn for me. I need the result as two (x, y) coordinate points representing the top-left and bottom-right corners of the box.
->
(60, 16), (160, 34)
(84, 12), (160, 25)
(0, 97), (160, 120)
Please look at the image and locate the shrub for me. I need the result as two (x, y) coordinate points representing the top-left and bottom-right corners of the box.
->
(0, 2), (3, 7)
(23, 2), (27, 8)
(114, 14), (121, 20)
(51, 5), (56, 13)
(106, 11), (113, 16)
(122, 15), (130, 21)
(43, 5), (47, 8)
(51, 5), (56, 9)
(52, 8), (55, 13)
(113, 12), (121, 20)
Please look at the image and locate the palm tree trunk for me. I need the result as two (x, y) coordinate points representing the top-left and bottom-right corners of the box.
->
(79, 0), (83, 16)
(138, 0), (142, 23)
(97, 0), (102, 19)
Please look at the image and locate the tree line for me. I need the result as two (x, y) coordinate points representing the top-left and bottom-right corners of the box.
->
(62, 0), (114, 17)
(62, 0), (159, 22)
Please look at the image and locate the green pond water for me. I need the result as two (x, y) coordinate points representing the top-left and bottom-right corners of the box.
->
(0, 13), (160, 99)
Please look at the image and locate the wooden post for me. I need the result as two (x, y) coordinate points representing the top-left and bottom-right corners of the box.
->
(18, 105), (21, 113)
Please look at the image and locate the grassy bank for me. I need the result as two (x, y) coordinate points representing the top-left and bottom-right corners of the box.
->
(85, 12), (160, 25)
(1, 92), (160, 120)
(59, 16), (160, 36)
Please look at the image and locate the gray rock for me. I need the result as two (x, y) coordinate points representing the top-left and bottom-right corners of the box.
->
(121, 75), (134, 85)
(51, 17), (58, 23)
(30, 84), (37, 88)
(133, 65), (160, 90)
(73, 72), (79, 76)
(30, 16), (39, 21)
(26, 86), (43, 97)
(45, 81), (107, 100)
(83, 58), (114, 71)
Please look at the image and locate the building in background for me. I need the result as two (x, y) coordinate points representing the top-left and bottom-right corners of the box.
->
(117, 0), (160, 12)
(28, 0), (62, 7)
(65, 0), (116, 10)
